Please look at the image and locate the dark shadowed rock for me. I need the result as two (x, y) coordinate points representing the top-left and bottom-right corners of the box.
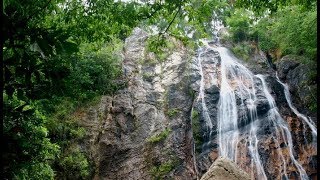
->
(255, 98), (270, 116)
(275, 55), (300, 80)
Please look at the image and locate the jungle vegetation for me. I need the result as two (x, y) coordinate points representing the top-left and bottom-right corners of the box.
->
(2, 0), (316, 179)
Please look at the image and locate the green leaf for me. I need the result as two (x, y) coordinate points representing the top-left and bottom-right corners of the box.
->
(62, 41), (79, 54)
(22, 105), (33, 112)
(37, 38), (52, 57)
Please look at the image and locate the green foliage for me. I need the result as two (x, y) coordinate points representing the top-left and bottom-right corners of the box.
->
(167, 108), (180, 118)
(251, 19), (278, 52)
(226, 9), (252, 43)
(146, 35), (176, 62)
(231, 43), (254, 61)
(169, 33), (197, 50)
(269, 6), (317, 60)
(150, 160), (178, 180)
(39, 95), (100, 180)
(235, 0), (316, 15)
(65, 41), (122, 98)
(147, 128), (172, 143)
(301, 76), (317, 113)
(58, 147), (90, 179)
(3, 92), (59, 179)
(227, 5), (316, 63)
(45, 0), (152, 42)
(143, 0), (232, 49)
(13, 162), (55, 180)
(191, 109), (203, 154)
(308, 99), (318, 112)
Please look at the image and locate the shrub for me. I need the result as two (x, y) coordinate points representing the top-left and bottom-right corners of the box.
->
(252, 5), (316, 62)
(167, 108), (180, 118)
(146, 35), (177, 62)
(66, 44), (122, 98)
(191, 109), (203, 153)
(226, 9), (252, 43)
(58, 147), (90, 179)
(150, 161), (175, 180)
(3, 92), (59, 179)
(231, 43), (252, 61)
(147, 128), (171, 143)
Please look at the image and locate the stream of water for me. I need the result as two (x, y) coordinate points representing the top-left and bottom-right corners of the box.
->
(195, 21), (316, 179)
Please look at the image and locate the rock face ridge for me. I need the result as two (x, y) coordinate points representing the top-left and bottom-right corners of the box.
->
(76, 28), (316, 180)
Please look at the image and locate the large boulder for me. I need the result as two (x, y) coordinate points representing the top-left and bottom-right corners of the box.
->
(200, 157), (251, 180)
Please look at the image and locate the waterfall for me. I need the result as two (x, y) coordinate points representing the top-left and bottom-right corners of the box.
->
(256, 74), (309, 180)
(213, 46), (268, 179)
(275, 74), (317, 139)
(194, 25), (316, 179)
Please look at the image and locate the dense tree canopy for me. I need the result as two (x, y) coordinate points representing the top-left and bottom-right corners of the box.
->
(227, 0), (317, 62)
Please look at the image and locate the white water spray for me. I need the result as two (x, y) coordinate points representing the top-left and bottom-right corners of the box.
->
(275, 74), (317, 138)
(257, 74), (310, 180)
(194, 42), (316, 179)
(193, 15), (316, 179)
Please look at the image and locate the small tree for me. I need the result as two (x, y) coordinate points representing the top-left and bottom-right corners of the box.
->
(226, 9), (252, 43)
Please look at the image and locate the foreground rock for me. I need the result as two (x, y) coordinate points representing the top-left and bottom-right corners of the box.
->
(200, 157), (250, 180)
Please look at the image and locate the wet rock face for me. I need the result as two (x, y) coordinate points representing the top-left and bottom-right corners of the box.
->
(275, 55), (317, 119)
(276, 55), (300, 80)
(78, 28), (198, 179)
(192, 48), (221, 173)
(193, 47), (317, 179)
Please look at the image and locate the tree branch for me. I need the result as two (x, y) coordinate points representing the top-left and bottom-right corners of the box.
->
(159, 3), (182, 38)
(25, 0), (52, 23)
(140, 2), (162, 20)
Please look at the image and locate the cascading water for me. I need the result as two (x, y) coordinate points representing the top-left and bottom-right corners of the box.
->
(275, 74), (317, 139)
(214, 47), (269, 179)
(194, 18), (316, 179)
(256, 74), (310, 180)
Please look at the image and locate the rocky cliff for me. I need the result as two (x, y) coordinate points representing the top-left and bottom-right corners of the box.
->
(77, 28), (199, 179)
(276, 55), (317, 119)
(74, 28), (316, 180)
